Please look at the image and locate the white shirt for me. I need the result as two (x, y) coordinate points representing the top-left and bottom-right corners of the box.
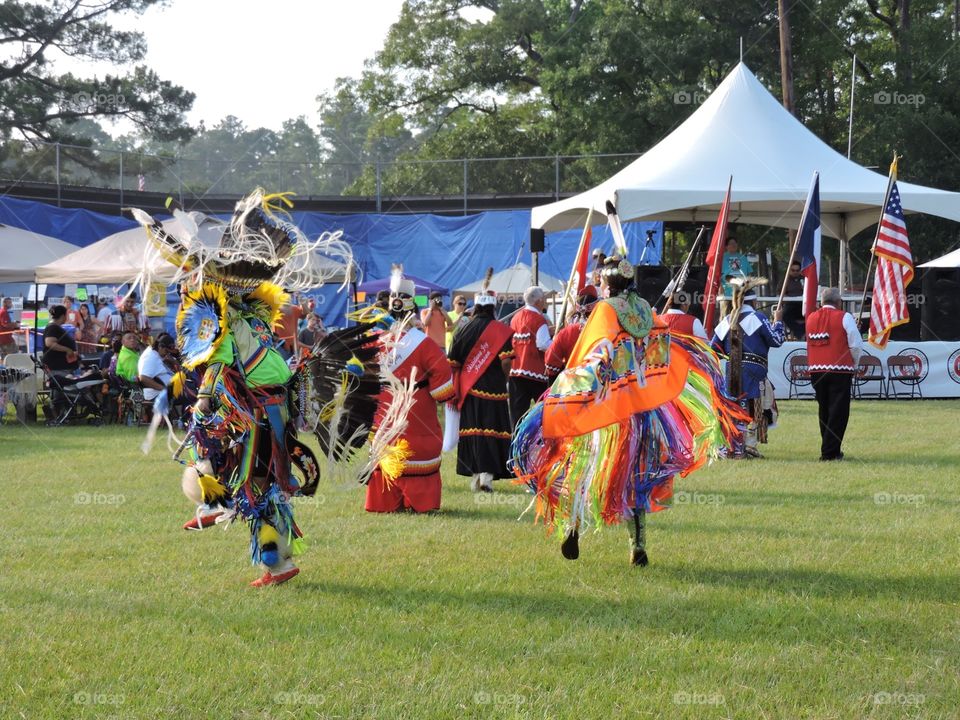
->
(841, 311), (863, 364)
(96, 306), (113, 325)
(137, 346), (174, 401)
(523, 304), (553, 351)
(665, 308), (708, 340)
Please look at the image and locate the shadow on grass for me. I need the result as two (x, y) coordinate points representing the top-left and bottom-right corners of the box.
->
(289, 573), (941, 649)
(657, 564), (960, 604)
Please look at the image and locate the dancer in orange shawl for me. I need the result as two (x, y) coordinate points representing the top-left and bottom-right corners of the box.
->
(510, 256), (745, 566)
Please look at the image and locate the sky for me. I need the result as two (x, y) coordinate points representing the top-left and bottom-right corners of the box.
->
(54, 0), (408, 132)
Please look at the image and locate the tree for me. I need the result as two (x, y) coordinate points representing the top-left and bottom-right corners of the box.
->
(0, 0), (195, 143)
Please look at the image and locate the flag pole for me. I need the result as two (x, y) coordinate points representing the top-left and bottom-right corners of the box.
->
(659, 225), (707, 313)
(702, 176), (733, 335)
(856, 152), (899, 329)
(775, 171), (819, 314)
(557, 211), (593, 331)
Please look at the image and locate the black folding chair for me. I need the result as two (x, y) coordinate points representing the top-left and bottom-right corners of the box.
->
(40, 363), (105, 426)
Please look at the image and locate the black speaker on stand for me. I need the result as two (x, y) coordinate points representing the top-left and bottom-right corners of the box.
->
(634, 265), (673, 306)
(529, 228), (545, 253)
(920, 267), (960, 341)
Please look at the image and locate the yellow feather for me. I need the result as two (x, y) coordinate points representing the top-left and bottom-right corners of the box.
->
(379, 439), (412, 485)
(196, 473), (228, 504)
(246, 282), (289, 330)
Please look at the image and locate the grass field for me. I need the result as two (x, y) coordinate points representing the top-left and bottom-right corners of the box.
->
(1, 399), (958, 719)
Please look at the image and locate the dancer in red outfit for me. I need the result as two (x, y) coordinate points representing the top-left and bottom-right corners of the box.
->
(365, 268), (454, 512)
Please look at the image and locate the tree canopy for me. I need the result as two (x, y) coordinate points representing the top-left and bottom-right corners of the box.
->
(0, 0), (194, 143)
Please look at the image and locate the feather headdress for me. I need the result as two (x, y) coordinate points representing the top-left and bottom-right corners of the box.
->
(475, 266), (496, 306)
(129, 188), (353, 299)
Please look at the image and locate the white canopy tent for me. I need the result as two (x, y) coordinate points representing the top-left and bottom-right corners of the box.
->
(0, 224), (79, 282)
(456, 262), (564, 296)
(919, 247), (960, 268)
(532, 63), (960, 245)
(35, 215), (352, 285)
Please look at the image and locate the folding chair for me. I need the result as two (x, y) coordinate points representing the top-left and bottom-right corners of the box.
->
(787, 354), (813, 399)
(40, 363), (105, 426)
(852, 354), (886, 399)
(886, 356), (923, 399)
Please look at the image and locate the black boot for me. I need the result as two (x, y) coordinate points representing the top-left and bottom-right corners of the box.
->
(629, 510), (648, 567)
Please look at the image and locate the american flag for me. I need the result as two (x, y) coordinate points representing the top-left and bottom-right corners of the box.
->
(869, 181), (914, 348)
(795, 172), (821, 317)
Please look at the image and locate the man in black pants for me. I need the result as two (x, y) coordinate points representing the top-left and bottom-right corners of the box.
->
(805, 287), (863, 461)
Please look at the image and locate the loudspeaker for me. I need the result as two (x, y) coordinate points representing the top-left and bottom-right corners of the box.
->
(634, 265), (673, 306)
(920, 267), (960, 341)
(530, 228), (545, 254)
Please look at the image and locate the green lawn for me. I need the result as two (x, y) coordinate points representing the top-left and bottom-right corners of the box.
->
(1, 400), (958, 719)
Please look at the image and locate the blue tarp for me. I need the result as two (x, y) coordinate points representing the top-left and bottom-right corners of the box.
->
(0, 198), (663, 329)
(0, 196), (136, 247)
(290, 210), (662, 326)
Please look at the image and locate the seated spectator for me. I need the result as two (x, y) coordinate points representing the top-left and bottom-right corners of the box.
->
(43, 305), (80, 376)
(112, 332), (142, 382)
(138, 333), (176, 403)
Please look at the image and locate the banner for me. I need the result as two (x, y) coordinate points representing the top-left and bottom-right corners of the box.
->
(768, 341), (960, 399)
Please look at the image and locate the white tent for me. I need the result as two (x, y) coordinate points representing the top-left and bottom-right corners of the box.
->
(35, 215), (352, 284)
(919, 247), (960, 268)
(457, 262), (564, 296)
(0, 224), (79, 282)
(532, 63), (960, 241)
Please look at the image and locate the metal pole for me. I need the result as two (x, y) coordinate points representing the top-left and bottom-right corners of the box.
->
(55, 143), (62, 207)
(554, 155), (560, 200)
(177, 156), (184, 207)
(532, 251), (539, 287)
(376, 158), (382, 213)
(847, 54), (857, 159)
(463, 159), (468, 215)
(119, 151), (124, 210)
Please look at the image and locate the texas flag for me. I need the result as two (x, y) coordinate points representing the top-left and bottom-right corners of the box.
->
(795, 172), (821, 317)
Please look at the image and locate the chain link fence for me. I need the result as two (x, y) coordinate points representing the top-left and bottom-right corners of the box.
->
(0, 138), (641, 208)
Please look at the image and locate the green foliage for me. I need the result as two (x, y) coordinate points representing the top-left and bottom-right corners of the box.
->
(0, 0), (194, 143)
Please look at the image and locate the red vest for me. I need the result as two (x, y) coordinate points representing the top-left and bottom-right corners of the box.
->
(545, 322), (583, 375)
(806, 307), (855, 372)
(510, 307), (548, 381)
(663, 311), (696, 335)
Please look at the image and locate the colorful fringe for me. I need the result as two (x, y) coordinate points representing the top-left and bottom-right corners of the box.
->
(175, 368), (307, 564)
(510, 333), (747, 538)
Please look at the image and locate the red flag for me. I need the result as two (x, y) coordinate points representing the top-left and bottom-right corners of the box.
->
(702, 177), (733, 335)
(573, 224), (592, 293)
